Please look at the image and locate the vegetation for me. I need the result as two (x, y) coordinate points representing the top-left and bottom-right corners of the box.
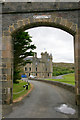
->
(46, 73), (75, 85)
(13, 80), (31, 100)
(53, 63), (74, 76)
(12, 30), (36, 83)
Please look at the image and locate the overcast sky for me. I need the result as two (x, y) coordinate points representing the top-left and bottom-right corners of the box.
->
(25, 27), (74, 63)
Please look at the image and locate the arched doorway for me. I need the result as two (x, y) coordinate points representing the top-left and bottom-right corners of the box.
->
(2, 15), (79, 105)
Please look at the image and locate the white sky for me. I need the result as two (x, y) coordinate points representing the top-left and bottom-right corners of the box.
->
(25, 27), (74, 63)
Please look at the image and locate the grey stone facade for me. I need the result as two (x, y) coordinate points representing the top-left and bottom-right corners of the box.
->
(24, 52), (53, 78)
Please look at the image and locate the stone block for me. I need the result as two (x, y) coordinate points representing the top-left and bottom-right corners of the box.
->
(71, 24), (77, 32)
(18, 20), (23, 27)
(3, 31), (10, 36)
(2, 41), (12, 51)
(49, 16), (56, 23)
(60, 18), (67, 26)
(6, 42), (12, 51)
(2, 81), (12, 88)
(55, 17), (61, 24)
(29, 17), (35, 24)
(13, 23), (19, 29)
(2, 50), (12, 58)
(2, 36), (12, 46)
(2, 44), (6, 50)
(65, 20), (73, 29)
(23, 18), (30, 25)
(9, 26), (14, 33)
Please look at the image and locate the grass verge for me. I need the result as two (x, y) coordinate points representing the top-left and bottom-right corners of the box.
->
(45, 73), (75, 85)
(13, 80), (31, 100)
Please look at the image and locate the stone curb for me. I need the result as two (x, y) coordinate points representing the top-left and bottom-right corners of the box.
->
(30, 78), (75, 93)
(13, 83), (34, 103)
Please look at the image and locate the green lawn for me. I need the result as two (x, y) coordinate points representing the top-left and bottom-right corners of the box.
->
(46, 73), (75, 85)
(13, 80), (31, 100)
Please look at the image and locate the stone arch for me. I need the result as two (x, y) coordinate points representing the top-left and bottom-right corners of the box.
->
(2, 15), (80, 105)
(3, 16), (77, 35)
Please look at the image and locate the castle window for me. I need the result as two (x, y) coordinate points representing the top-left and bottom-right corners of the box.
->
(36, 73), (37, 76)
(25, 67), (27, 71)
(29, 67), (31, 71)
(36, 67), (37, 71)
(46, 68), (47, 71)
(29, 73), (30, 76)
(48, 73), (49, 77)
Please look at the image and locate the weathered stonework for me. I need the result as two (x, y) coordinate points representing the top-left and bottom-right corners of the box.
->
(1, 2), (80, 106)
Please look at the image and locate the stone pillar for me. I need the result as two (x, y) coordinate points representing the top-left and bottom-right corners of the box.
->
(75, 29), (80, 105)
(2, 34), (13, 104)
(0, 3), (2, 119)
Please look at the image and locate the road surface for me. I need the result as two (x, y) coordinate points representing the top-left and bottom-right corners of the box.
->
(4, 80), (78, 118)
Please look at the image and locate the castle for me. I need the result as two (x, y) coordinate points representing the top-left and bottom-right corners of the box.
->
(24, 52), (53, 78)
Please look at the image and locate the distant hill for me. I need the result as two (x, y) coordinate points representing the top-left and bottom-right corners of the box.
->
(52, 62), (74, 76)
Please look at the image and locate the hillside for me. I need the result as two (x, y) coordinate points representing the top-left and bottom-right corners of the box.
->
(53, 62), (75, 76)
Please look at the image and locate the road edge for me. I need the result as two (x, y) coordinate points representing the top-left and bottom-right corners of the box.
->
(13, 83), (34, 103)
(30, 78), (75, 93)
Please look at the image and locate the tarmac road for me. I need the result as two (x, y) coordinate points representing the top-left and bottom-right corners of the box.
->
(5, 80), (78, 118)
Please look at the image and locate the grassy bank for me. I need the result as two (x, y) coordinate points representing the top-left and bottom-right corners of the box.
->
(46, 73), (75, 85)
(13, 80), (31, 100)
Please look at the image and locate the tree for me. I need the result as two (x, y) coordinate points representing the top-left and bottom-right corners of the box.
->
(12, 30), (36, 83)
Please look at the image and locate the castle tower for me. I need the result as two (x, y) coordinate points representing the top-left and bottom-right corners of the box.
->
(41, 52), (53, 78)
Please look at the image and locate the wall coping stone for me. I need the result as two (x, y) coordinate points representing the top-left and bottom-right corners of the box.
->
(29, 78), (75, 93)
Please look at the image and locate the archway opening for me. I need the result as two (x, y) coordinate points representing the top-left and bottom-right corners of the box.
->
(24, 27), (74, 81)
(12, 26), (75, 103)
(3, 16), (79, 106)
